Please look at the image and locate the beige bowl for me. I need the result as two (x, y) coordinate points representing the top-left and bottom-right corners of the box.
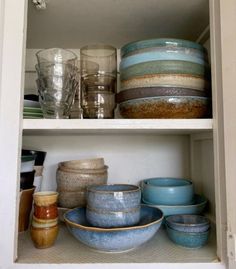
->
(56, 169), (108, 192)
(58, 190), (87, 208)
(33, 191), (58, 206)
(58, 164), (108, 174)
(60, 158), (104, 170)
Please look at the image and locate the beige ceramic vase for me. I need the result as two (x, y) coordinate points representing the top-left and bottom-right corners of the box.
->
(30, 191), (59, 249)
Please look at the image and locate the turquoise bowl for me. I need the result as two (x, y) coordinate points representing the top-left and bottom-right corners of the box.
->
(165, 214), (210, 233)
(64, 206), (164, 253)
(142, 194), (207, 217)
(141, 177), (194, 205)
(121, 38), (206, 58)
(166, 224), (210, 248)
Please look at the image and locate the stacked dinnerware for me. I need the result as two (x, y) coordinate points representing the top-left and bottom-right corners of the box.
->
(56, 158), (108, 208)
(35, 48), (78, 119)
(30, 191), (59, 249)
(23, 98), (43, 119)
(118, 38), (211, 118)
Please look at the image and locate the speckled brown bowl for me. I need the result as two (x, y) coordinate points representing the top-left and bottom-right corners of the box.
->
(60, 158), (105, 170)
(119, 96), (211, 119)
(58, 190), (87, 208)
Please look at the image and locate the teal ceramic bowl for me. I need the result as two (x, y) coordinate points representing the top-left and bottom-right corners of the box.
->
(120, 60), (211, 81)
(142, 194), (207, 217)
(121, 38), (206, 58)
(166, 224), (210, 248)
(141, 178), (194, 205)
(64, 205), (164, 253)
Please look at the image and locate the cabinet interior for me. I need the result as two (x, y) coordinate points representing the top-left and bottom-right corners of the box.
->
(16, 0), (224, 266)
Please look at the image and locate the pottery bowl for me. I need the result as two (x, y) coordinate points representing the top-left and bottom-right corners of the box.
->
(165, 215), (210, 233)
(60, 158), (105, 170)
(20, 170), (35, 190)
(166, 224), (210, 248)
(56, 167), (108, 192)
(142, 194), (207, 217)
(87, 184), (141, 211)
(58, 190), (87, 208)
(141, 177), (194, 205)
(33, 191), (58, 206)
(64, 206), (163, 252)
(119, 96), (211, 119)
(86, 206), (141, 228)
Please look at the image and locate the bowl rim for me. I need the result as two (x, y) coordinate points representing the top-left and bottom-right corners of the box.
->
(166, 223), (210, 235)
(64, 205), (163, 232)
(165, 214), (210, 227)
(142, 177), (193, 188)
(87, 184), (140, 194)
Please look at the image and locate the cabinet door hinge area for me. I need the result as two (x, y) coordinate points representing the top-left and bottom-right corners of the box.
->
(227, 232), (236, 261)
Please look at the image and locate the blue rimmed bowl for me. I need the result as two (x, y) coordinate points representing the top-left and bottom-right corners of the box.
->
(166, 224), (210, 248)
(141, 177), (194, 205)
(142, 194), (207, 217)
(165, 214), (210, 233)
(64, 205), (164, 253)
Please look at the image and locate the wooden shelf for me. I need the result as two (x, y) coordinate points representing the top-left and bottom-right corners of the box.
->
(23, 119), (213, 135)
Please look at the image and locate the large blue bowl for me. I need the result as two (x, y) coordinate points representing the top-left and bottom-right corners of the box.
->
(64, 205), (163, 253)
(141, 177), (194, 205)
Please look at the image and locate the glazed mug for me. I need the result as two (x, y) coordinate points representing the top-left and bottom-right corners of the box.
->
(33, 191), (58, 207)
(34, 203), (58, 219)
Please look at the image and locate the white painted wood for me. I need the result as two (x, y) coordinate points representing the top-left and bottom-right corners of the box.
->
(0, 0), (28, 267)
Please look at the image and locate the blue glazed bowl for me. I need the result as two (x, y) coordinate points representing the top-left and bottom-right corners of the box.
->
(64, 205), (164, 253)
(141, 178), (194, 205)
(86, 184), (141, 211)
(165, 215), (210, 233)
(86, 206), (141, 228)
(142, 194), (207, 217)
(166, 224), (210, 248)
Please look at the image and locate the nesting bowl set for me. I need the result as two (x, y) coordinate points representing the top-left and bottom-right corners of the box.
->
(118, 38), (211, 118)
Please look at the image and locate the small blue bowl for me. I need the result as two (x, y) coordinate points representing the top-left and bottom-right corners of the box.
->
(86, 206), (141, 228)
(166, 224), (210, 248)
(64, 205), (163, 253)
(141, 177), (194, 205)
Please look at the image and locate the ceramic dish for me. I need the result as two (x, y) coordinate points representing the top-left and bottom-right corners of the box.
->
(23, 115), (44, 119)
(121, 38), (206, 58)
(60, 158), (105, 170)
(21, 155), (36, 173)
(64, 205), (163, 253)
(166, 224), (210, 248)
(120, 51), (207, 70)
(121, 74), (210, 92)
(23, 107), (43, 113)
(20, 170), (36, 189)
(142, 194), (207, 217)
(119, 96), (211, 119)
(120, 60), (210, 81)
(24, 100), (41, 108)
(116, 87), (209, 103)
(165, 215), (210, 233)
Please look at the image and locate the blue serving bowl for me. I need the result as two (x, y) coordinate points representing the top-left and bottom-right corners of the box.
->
(64, 205), (163, 253)
(86, 206), (141, 228)
(166, 224), (210, 248)
(86, 184), (141, 211)
(165, 215), (210, 233)
(142, 194), (207, 217)
(141, 177), (194, 205)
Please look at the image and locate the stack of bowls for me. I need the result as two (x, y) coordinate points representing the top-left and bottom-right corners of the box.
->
(64, 184), (164, 252)
(56, 158), (108, 208)
(118, 38), (211, 118)
(141, 177), (207, 216)
(165, 214), (210, 248)
(35, 48), (78, 119)
(20, 152), (36, 190)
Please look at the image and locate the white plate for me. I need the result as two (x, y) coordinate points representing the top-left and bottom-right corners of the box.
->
(24, 100), (40, 108)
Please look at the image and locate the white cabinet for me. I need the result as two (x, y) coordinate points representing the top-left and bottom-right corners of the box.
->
(0, 0), (236, 268)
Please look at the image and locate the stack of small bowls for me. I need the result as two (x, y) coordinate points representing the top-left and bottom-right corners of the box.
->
(64, 184), (164, 252)
(141, 177), (207, 216)
(30, 191), (59, 249)
(165, 214), (210, 248)
(35, 48), (78, 119)
(56, 158), (108, 209)
(118, 38), (211, 118)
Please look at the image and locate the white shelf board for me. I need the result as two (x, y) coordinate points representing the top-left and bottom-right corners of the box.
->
(22, 119), (213, 135)
(16, 224), (220, 267)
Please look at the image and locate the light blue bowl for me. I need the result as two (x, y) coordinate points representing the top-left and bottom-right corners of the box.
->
(64, 206), (163, 253)
(165, 215), (210, 233)
(86, 184), (141, 211)
(120, 51), (208, 70)
(166, 224), (210, 248)
(86, 206), (141, 228)
(141, 177), (194, 205)
(142, 194), (207, 217)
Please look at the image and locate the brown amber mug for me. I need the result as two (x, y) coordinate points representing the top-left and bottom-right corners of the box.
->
(34, 203), (58, 219)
